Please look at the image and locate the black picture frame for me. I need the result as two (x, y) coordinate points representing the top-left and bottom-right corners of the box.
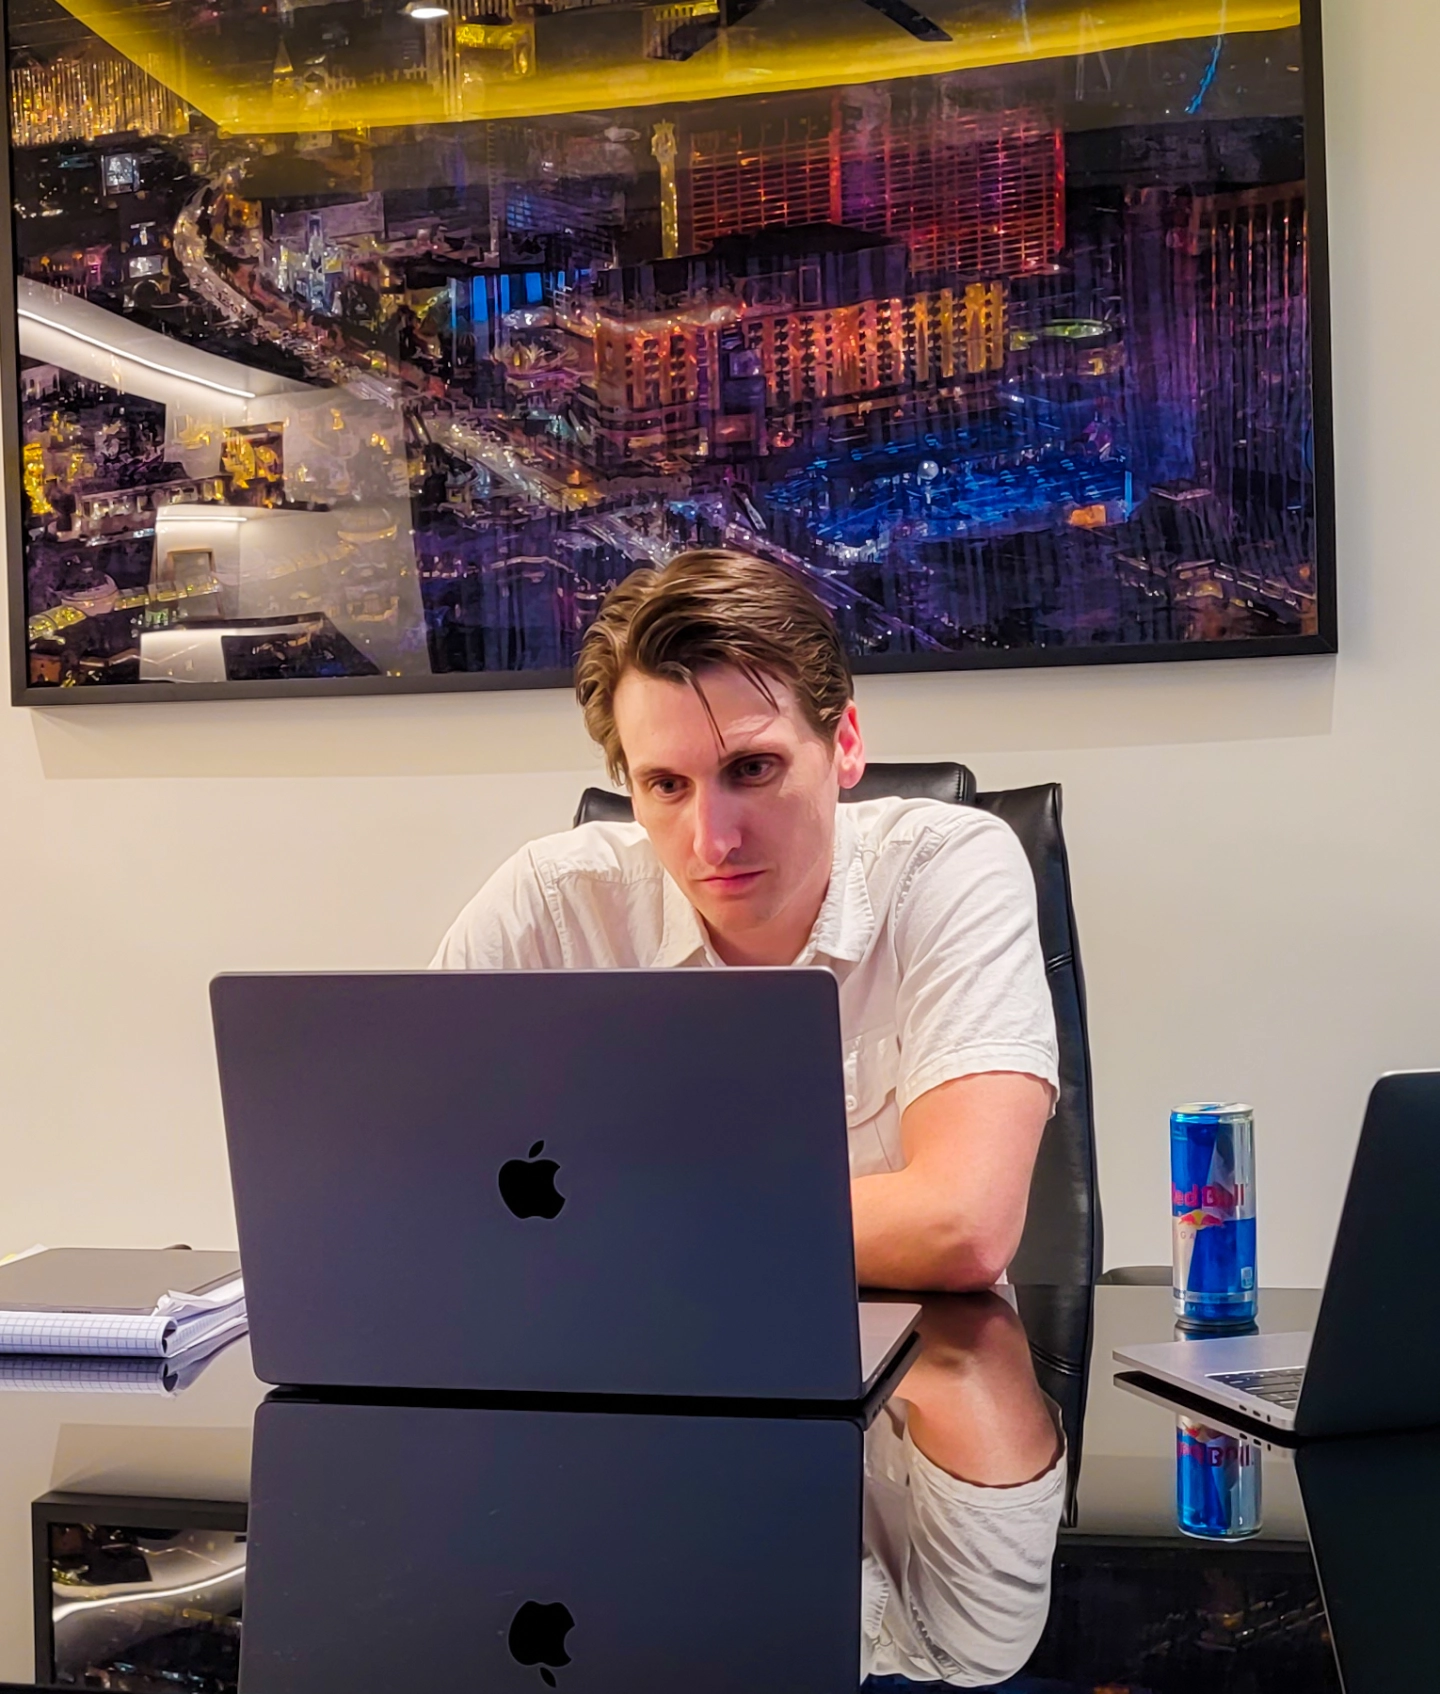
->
(3, 0), (1338, 708)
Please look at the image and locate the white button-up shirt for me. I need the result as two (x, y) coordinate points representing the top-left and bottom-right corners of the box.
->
(432, 796), (1059, 1175)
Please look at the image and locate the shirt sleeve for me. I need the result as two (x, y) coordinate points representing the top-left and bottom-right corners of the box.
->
(892, 812), (1059, 1115)
(429, 844), (567, 970)
(861, 1405), (1066, 1684)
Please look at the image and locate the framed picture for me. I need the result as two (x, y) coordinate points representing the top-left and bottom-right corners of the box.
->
(3, 0), (1335, 704)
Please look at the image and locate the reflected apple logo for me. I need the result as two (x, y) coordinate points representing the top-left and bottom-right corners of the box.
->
(498, 1140), (566, 1220)
(507, 1599), (574, 1686)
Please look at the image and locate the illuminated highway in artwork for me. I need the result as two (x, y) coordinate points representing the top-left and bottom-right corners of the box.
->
(7, 0), (1324, 690)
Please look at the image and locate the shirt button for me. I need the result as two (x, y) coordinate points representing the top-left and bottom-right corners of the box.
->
(845, 1094), (857, 1111)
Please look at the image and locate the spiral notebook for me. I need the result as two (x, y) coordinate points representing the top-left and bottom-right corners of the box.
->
(0, 1248), (245, 1359)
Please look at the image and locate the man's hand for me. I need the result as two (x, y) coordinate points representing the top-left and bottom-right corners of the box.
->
(850, 1072), (1051, 1291)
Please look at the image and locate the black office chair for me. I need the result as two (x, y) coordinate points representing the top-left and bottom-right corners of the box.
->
(574, 760), (1103, 1288)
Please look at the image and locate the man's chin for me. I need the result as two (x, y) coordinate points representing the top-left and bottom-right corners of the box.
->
(693, 887), (776, 934)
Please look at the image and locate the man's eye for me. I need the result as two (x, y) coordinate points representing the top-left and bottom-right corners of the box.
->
(732, 758), (775, 782)
(651, 776), (685, 798)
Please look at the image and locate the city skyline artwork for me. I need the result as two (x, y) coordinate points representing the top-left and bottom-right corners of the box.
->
(4, 0), (1334, 699)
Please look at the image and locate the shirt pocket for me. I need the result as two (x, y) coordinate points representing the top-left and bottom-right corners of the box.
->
(844, 1027), (903, 1171)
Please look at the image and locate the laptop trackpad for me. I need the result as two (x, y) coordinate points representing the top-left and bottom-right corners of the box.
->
(859, 1301), (921, 1386)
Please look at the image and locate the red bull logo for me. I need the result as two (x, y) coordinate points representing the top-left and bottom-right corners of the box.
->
(1179, 1432), (1255, 1467)
(1172, 1180), (1247, 1215)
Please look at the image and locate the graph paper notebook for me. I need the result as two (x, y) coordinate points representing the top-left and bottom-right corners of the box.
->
(0, 1249), (244, 1359)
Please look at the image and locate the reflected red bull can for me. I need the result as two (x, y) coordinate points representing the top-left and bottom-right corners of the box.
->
(1176, 1416), (1263, 1539)
(1171, 1103), (1257, 1328)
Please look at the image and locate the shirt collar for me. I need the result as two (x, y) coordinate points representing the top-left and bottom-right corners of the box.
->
(801, 804), (875, 965)
(651, 805), (876, 969)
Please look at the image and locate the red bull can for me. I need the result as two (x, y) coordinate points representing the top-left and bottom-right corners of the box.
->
(1171, 1103), (1257, 1328)
(1176, 1416), (1263, 1539)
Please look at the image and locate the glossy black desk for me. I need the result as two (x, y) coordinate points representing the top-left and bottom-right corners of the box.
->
(0, 1284), (1396, 1692)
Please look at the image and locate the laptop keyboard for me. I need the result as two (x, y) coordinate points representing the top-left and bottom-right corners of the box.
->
(1208, 1366), (1306, 1409)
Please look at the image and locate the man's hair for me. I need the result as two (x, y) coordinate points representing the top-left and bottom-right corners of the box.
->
(575, 549), (853, 786)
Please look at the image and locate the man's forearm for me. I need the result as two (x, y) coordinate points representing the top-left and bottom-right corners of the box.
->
(851, 1166), (1018, 1293)
(852, 1072), (1049, 1292)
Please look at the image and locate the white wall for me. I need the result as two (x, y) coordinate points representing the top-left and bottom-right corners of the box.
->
(1, 0), (1433, 1286)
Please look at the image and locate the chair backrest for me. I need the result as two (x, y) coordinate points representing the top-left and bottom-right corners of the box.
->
(972, 784), (1101, 1285)
(573, 763), (1102, 1286)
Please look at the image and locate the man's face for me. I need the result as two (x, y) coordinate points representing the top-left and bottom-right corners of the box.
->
(614, 663), (865, 965)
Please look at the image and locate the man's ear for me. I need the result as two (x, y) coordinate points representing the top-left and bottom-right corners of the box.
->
(834, 701), (866, 792)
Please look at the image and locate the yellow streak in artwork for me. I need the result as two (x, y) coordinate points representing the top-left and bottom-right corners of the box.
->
(51, 0), (1301, 135)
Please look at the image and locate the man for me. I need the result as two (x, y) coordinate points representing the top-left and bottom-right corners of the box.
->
(433, 549), (1058, 1291)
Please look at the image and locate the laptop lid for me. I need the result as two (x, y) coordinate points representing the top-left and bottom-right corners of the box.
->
(242, 1395), (862, 1694)
(212, 969), (863, 1399)
(1295, 1070), (1440, 1437)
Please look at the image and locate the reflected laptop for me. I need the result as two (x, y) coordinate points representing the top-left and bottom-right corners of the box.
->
(1114, 1071), (1440, 1438)
(212, 969), (919, 1404)
(243, 1395), (862, 1694)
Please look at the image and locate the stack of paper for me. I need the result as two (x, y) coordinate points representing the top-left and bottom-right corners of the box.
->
(0, 1247), (247, 1360)
(0, 1279), (247, 1359)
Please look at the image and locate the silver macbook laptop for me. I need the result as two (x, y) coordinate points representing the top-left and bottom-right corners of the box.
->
(212, 968), (918, 1403)
(1114, 1070), (1440, 1438)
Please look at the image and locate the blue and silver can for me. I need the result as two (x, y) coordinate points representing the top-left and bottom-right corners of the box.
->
(1176, 1416), (1263, 1539)
(1171, 1102), (1257, 1328)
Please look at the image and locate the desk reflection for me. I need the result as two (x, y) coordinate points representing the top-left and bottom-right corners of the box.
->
(1293, 1428), (1440, 1694)
(865, 1293), (1067, 1683)
(1107, 1366), (1440, 1693)
(241, 1294), (1067, 1694)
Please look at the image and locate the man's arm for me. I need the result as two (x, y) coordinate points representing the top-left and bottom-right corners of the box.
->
(851, 1071), (1051, 1291)
(898, 1290), (1063, 1482)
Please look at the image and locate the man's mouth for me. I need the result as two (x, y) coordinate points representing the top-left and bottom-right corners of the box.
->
(698, 869), (766, 893)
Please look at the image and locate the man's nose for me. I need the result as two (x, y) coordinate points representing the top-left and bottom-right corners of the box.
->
(691, 785), (743, 867)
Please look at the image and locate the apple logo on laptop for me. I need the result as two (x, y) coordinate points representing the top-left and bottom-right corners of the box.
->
(498, 1140), (566, 1220)
(508, 1599), (574, 1686)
